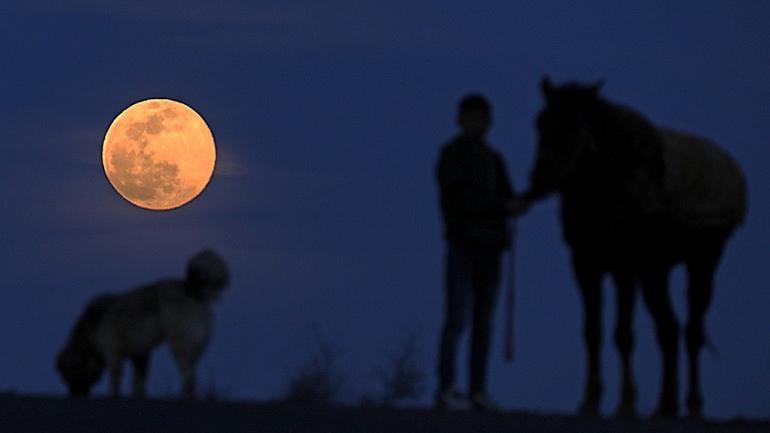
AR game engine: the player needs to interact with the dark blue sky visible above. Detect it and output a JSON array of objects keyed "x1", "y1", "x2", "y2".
[{"x1": 2, "y1": 1, "x2": 768, "y2": 418}]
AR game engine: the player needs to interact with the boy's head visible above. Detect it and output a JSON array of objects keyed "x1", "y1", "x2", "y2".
[{"x1": 457, "y1": 94, "x2": 492, "y2": 138}]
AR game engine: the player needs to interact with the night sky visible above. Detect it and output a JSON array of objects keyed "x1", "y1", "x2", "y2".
[{"x1": 2, "y1": 1, "x2": 769, "y2": 418}]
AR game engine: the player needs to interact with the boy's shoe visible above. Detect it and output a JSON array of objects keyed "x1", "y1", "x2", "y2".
[
  {"x1": 470, "y1": 392, "x2": 503, "y2": 412},
  {"x1": 435, "y1": 389, "x2": 472, "y2": 411}
]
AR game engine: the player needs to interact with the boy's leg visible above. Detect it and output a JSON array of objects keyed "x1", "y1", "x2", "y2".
[
  {"x1": 469, "y1": 247, "x2": 502, "y2": 395},
  {"x1": 437, "y1": 243, "x2": 472, "y2": 394}
]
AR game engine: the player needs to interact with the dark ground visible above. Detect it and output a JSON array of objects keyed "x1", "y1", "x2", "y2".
[{"x1": 1, "y1": 394, "x2": 768, "y2": 433}]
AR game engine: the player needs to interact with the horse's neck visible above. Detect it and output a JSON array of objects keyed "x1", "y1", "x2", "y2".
[
  {"x1": 560, "y1": 176, "x2": 614, "y2": 213},
  {"x1": 558, "y1": 161, "x2": 633, "y2": 248},
  {"x1": 560, "y1": 101, "x2": 658, "y2": 214},
  {"x1": 591, "y1": 101, "x2": 657, "y2": 180}
]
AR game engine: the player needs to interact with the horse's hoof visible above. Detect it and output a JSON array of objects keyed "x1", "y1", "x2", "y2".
[
  {"x1": 613, "y1": 403, "x2": 638, "y2": 420},
  {"x1": 578, "y1": 400, "x2": 600, "y2": 418},
  {"x1": 685, "y1": 412, "x2": 705, "y2": 423},
  {"x1": 686, "y1": 405, "x2": 704, "y2": 421},
  {"x1": 651, "y1": 403, "x2": 679, "y2": 420},
  {"x1": 686, "y1": 394, "x2": 703, "y2": 419}
]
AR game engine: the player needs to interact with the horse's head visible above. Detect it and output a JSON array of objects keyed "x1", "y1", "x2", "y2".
[{"x1": 528, "y1": 76, "x2": 604, "y2": 198}]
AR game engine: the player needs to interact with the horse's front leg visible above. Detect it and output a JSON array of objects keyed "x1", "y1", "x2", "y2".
[
  {"x1": 611, "y1": 270, "x2": 638, "y2": 418},
  {"x1": 572, "y1": 252, "x2": 604, "y2": 416},
  {"x1": 641, "y1": 263, "x2": 679, "y2": 419}
]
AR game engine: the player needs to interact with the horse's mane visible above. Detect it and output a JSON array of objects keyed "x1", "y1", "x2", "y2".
[
  {"x1": 545, "y1": 82, "x2": 663, "y2": 167},
  {"x1": 540, "y1": 83, "x2": 670, "y2": 216},
  {"x1": 596, "y1": 98, "x2": 663, "y2": 168},
  {"x1": 549, "y1": 86, "x2": 667, "y2": 197}
]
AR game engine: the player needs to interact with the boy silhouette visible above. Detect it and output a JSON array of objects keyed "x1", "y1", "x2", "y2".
[{"x1": 435, "y1": 94, "x2": 527, "y2": 411}]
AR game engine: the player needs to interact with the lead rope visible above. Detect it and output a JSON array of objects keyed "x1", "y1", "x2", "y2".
[{"x1": 504, "y1": 220, "x2": 517, "y2": 363}]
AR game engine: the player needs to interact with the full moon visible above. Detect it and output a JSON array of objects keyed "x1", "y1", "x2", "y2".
[{"x1": 102, "y1": 99, "x2": 216, "y2": 210}]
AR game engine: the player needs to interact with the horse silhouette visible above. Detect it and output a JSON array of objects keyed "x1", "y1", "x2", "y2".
[{"x1": 524, "y1": 77, "x2": 747, "y2": 419}]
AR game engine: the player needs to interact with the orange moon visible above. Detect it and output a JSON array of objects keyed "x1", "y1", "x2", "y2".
[{"x1": 102, "y1": 99, "x2": 216, "y2": 210}]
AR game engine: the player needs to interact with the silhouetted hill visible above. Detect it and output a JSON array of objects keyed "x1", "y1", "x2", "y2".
[{"x1": 0, "y1": 394, "x2": 767, "y2": 433}]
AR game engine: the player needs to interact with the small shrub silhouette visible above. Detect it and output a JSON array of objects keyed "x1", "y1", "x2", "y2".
[
  {"x1": 282, "y1": 326, "x2": 346, "y2": 406},
  {"x1": 361, "y1": 333, "x2": 426, "y2": 408}
]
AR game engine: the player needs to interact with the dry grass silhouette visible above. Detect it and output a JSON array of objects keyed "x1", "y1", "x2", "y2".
[{"x1": 281, "y1": 326, "x2": 346, "y2": 406}]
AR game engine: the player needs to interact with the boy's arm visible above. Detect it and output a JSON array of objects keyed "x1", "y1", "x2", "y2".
[
  {"x1": 496, "y1": 154, "x2": 515, "y2": 200},
  {"x1": 496, "y1": 153, "x2": 531, "y2": 217}
]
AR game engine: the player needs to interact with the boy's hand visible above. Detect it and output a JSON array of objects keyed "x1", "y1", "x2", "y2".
[{"x1": 505, "y1": 197, "x2": 531, "y2": 217}]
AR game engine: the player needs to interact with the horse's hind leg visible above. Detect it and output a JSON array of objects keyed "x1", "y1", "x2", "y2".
[
  {"x1": 572, "y1": 253, "x2": 604, "y2": 416},
  {"x1": 611, "y1": 271, "x2": 637, "y2": 417},
  {"x1": 641, "y1": 264, "x2": 679, "y2": 418},
  {"x1": 131, "y1": 352, "x2": 150, "y2": 399},
  {"x1": 684, "y1": 236, "x2": 725, "y2": 419}
]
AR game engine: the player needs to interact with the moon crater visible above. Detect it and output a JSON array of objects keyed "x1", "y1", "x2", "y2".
[{"x1": 102, "y1": 99, "x2": 215, "y2": 210}]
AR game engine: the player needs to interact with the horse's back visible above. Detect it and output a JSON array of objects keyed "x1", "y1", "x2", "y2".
[{"x1": 657, "y1": 128, "x2": 747, "y2": 230}]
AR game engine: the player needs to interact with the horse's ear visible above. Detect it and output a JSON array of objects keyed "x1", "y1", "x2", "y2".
[
  {"x1": 589, "y1": 80, "x2": 605, "y2": 97},
  {"x1": 541, "y1": 75, "x2": 554, "y2": 99}
]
